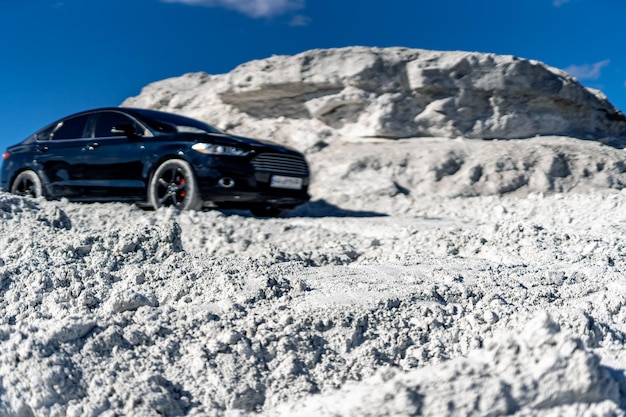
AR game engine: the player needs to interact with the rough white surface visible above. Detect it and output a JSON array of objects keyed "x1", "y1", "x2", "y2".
[
  {"x1": 304, "y1": 135, "x2": 626, "y2": 206},
  {"x1": 4, "y1": 46, "x2": 626, "y2": 416},
  {"x1": 122, "y1": 46, "x2": 626, "y2": 146},
  {"x1": 3, "y1": 188, "x2": 626, "y2": 416}
]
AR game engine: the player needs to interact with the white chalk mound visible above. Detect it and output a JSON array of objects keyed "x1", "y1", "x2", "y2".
[
  {"x1": 123, "y1": 46, "x2": 626, "y2": 143},
  {"x1": 122, "y1": 47, "x2": 626, "y2": 204}
]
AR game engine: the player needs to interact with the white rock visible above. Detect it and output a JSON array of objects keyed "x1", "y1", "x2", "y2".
[{"x1": 124, "y1": 46, "x2": 626, "y2": 144}]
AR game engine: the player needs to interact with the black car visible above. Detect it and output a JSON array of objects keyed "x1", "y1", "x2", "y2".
[{"x1": 0, "y1": 107, "x2": 310, "y2": 216}]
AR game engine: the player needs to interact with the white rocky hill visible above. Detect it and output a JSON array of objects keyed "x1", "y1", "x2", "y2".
[
  {"x1": 123, "y1": 46, "x2": 626, "y2": 142},
  {"x1": 123, "y1": 47, "x2": 626, "y2": 210}
]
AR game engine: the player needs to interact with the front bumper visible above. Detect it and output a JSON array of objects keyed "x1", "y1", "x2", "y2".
[{"x1": 198, "y1": 186, "x2": 310, "y2": 208}]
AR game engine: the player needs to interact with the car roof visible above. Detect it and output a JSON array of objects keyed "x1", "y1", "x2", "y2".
[
  {"x1": 34, "y1": 107, "x2": 222, "y2": 137},
  {"x1": 63, "y1": 107, "x2": 160, "y2": 119}
]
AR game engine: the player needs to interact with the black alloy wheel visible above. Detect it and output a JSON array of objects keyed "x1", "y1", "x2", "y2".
[
  {"x1": 148, "y1": 159, "x2": 200, "y2": 210},
  {"x1": 10, "y1": 170, "x2": 43, "y2": 198}
]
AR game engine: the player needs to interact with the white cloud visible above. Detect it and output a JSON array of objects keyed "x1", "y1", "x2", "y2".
[
  {"x1": 289, "y1": 14, "x2": 311, "y2": 26},
  {"x1": 162, "y1": 0, "x2": 305, "y2": 18},
  {"x1": 565, "y1": 59, "x2": 611, "y2": 81},
  {"x1": 553, "y1": 0, "x2": 571, "y2": 7}
]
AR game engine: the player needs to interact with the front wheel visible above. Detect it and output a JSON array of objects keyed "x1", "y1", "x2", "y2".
[
  {"x1": 11, "y1": 170, "x2": 43, "y2": 198},
  {"x1": 148, "y1": 159, "x2": 201, "y2": 210}
]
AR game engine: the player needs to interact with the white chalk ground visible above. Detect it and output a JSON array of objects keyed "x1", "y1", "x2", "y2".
[{"x1": 2, "y1": 136, "x2": 626, "y2": 416}]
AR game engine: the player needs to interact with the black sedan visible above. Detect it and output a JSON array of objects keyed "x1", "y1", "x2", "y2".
[{"x1": 0, "y1": 108, "x2": 310, "y2": 216}]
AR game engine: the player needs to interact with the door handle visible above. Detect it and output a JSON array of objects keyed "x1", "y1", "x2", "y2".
[
  {"x1": 37, "y1": 146, "x2": 49, "y2": 153},
  {"x1": 86, "y1": 142, "x2": 100, "y2": 151}
]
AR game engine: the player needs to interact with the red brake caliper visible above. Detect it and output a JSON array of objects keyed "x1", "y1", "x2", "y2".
[{"x1": 179, "y1": 177, "x2": 186, "y2": 198}]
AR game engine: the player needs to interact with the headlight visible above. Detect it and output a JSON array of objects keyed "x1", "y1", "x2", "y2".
[{"x1": 192, "y1": 143, "x2": 250, "y2": 157}]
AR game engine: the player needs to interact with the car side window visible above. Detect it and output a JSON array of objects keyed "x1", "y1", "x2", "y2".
[
  {"x1": 51, "y1": 114, "x2": 90, "y2": 140},
  {"x1": 35, "y1": 125, "x2": 57, "y2": 141},
  {"x1": 94, "y1": 112, "x2": 146, "y2": 138}
]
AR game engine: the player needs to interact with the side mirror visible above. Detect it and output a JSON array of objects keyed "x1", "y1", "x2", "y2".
[{"x1": 111, "y1": 124, "x2": 141, "y2": 139}]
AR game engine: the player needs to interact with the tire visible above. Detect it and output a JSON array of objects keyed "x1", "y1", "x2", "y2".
[
  {"x1": 10, "y1": 170, "x2": 43, "y2": 198},
  {"x1": 148, "y1": 159, "x2": 201, "y2": 210},
  {"x1": 250, "y1": 205, "x2": 284, "y2": 218}
]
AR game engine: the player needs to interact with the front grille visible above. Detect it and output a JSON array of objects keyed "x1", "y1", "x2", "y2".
[{"x1": 251, "y1": 153, "x2": 309, "y2": 177}]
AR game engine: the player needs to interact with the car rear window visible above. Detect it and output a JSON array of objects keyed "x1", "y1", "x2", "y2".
[{"x1": 52, "y1": 114, "x2": 90, "y2": 140}]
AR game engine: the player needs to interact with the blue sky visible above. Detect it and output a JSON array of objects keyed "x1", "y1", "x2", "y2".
[{"x1": 1, "y1": 0, "x2": 625, "y2": 150}]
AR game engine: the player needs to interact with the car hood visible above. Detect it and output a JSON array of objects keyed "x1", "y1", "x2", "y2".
[{"x1": 203, "y1": 133, "x2": 300, "y2": 154}]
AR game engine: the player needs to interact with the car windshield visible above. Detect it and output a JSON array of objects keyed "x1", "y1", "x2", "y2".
[{"x1": 132, "y1": 109, "x2": 223, "y2": 135}]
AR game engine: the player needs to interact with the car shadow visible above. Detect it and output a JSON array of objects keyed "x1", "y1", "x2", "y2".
[
  {"x1": 217, "y1": 200, "x2": 387, "y2": 218},
  {"x1": 285, "y1": 199, "x2": 387, "y2": 218},
  {"x1": 596, "y1": 136, "x2": 626, "y2": 149}
]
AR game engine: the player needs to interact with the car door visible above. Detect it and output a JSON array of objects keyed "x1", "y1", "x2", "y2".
[
  {"x1": 36, "y1": 110, "x2": 150, "y2": 200},
  {"x1": 36, "y1": 113, "x2": 92, "y2": 198},
  {"x1": 77, "y1": 110, "x2": 150, "y2": 198}
]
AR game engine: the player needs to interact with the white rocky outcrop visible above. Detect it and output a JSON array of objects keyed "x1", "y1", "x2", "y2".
[
  {"x1": 123, "y1": 46, "x2": 626, "y2": 146},
  {"x1": 122, "y1": 47, "x2": 626, "y2": 202}
]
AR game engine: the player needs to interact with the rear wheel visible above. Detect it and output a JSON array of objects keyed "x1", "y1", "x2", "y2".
[
  {"x1": 148, "y1": 159, "x2": 201, "y2": 210},
  {"x1": 11, "y1": 170, "x2": 43, "y2": 198}
]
